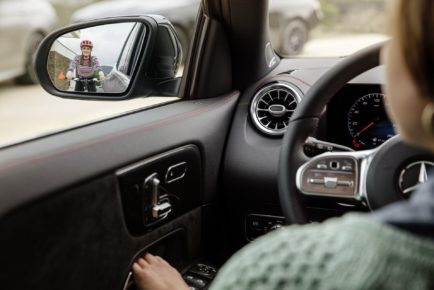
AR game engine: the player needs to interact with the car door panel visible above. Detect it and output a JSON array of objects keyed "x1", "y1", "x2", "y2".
[
  {"x1": 0, "y1": 174, "x2": 203, "y2": 289},
  {"x1": 0, "y1": 92, "x2": 239, "y2": 289},
  {"x1": 0, "y1": 92, "x2": 238, "y2": 215}
]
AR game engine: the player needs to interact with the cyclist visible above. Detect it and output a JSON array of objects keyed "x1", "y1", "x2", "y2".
[{"x1": 66, "y1": 40, "x2": 105, "y2": 92}]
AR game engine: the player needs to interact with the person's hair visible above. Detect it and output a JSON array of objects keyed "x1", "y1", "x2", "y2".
[
  {"x1": 80, "y1": 55, "x2": 93, "y2": 67},
  {"x1": 389, "y1": 0, "x2": 434, "y2": 98}
]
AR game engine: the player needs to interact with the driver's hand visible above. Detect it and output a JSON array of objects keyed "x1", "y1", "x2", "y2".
[{"x1": 66, "y1": 71, "x2": 73, "y2": 80}]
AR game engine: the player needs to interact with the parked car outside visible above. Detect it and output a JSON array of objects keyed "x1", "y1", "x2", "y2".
[
  {"x1": 0, "y1": 0, "x2": 57, "y2": 84},
  {"x1": 71, "y1": 0, "x2": 321, "y2": 57},
  {"x1": 269, "y1": 0, "x2": 322, "y2": 55}
]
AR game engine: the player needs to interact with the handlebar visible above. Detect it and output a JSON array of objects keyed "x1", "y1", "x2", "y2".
[{"x1": 72, "y1": 77, "x2": 99, "y2": 82}]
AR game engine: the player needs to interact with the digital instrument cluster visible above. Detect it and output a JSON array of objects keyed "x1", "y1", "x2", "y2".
[{"x1": 327, "y1": 85, "x2": 396, "y2": 150}]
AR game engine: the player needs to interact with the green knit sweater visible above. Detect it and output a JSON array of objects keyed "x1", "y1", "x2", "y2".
[{"x1": 210, "y1": 214, "x2": 434, "y2": 290}]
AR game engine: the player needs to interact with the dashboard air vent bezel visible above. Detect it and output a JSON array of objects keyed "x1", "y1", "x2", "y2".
[{"x1": 250, "y1": 82, "x2": 302, "y2": 136}]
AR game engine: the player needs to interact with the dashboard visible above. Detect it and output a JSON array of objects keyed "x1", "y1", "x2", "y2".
[
  {"x1": 223, "y1": 59, "x2": 394, "y2": 229},
  {"x1": 326, "y1": 84, "x2": 396, "y2": 150},
  {"x1": 223, "y1": 59, "x2": 395, "y2": 241}
]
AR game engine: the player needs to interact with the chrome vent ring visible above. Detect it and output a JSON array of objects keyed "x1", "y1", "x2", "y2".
[{"x1": 250, "y1": 82, "x2": 302, "y2": 136}]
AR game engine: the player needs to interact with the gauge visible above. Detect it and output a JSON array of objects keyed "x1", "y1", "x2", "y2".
[{"x1": 347, "y1": 93, "x2": 395, "y2": 149}]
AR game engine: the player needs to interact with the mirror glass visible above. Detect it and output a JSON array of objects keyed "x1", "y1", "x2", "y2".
[{"x1": 48, "y1": 22, "x2": 146, "y2": 94}]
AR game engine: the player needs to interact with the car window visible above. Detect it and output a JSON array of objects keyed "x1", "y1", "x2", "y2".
[
  {"x1": 0, "y1": 0, "x2": 199, "y2": 148},
  {"x1": 269, "y1": 0, "x2": 387, "y2": 57}
]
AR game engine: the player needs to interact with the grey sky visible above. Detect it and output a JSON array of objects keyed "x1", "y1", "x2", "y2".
[{"x1": 57, "y1": 22, "x2": 137, "y2": 66}]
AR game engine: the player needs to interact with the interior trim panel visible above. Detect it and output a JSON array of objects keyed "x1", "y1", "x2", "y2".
[{"x1": 0, "y1": 92, "x2": 239, "y2": 216}]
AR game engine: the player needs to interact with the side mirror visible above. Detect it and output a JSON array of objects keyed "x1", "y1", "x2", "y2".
[{"x1": 35, "y1": 16, "x2": 182, "y2": 100}]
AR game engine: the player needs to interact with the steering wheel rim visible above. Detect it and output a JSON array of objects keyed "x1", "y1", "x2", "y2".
[{"x1": 278, "y1": 42, "x2": 385, "y2": 225}]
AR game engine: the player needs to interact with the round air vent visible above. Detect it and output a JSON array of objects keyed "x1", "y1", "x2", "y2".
[{"x1": 250, "y1": 82, "x2": 302, "y2": 136}]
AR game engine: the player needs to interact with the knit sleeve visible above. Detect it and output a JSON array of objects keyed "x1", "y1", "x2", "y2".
[
  {"x1": 91, "y1": 56, "x2": 102, "y2": 72},
  {"x1": 209, "y1": 214, "x2": 434, "y2": 290},
  {"x1": 67, "y1": 56, "x2": 79, "y2": 72}
]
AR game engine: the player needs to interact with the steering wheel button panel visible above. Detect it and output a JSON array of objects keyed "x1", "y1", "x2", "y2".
[
  {"x1": 337, "y1": 180, "x2": 354, "y2": 187},
  {"x1": 332, "y1": 161, "x2": 342, "y2": 170},
  {"x1": 324, "y1": 177, "x2": 338, "y2": 188},
  {"x1": 316, "y1": 163, "x2": 328, "y2": 170},
  {"x1": 308, "y1": 178, "x2": 325, "y2": 185},
  {"x1": 297, "y1": 155, "x2": 358, "y2": 198},
  {"x1": 342, "y1": 165, "x2": 353, "y2": 171}
]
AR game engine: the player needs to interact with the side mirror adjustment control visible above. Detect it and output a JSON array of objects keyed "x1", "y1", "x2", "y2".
[
  {"x1": 144, "y1": 173, "x2": 172, "y2": 223},
  {"x1": 152, "y1": 201, "x2": 172, "y2": 219}
]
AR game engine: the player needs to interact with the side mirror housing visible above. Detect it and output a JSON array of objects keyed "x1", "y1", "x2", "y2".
[{"x1": 35, "y1": 15, "x2": 182, "y2": 100}]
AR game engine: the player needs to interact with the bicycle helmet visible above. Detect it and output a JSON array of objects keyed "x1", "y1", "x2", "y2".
[{"x1": 80, "y1": 40, "x2": 93, "y2": 49}]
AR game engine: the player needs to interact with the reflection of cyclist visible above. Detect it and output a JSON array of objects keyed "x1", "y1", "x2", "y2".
[{"x1": 66, "y1": 40, "x2": 105, "y2": 92}]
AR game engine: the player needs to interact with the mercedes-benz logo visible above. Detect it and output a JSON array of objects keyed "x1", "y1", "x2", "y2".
[{"x1": 399, "y1": 161, "x2": 434, "y2": 196}]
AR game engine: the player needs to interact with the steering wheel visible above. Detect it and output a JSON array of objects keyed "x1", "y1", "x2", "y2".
[{"x1": 278, "y1": 42, "x2": 434, "y2": 225}]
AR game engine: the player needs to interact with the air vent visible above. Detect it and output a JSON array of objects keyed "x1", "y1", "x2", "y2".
[{"x1": 250, "y1": 82, "x2": 302, "y2": 136}]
